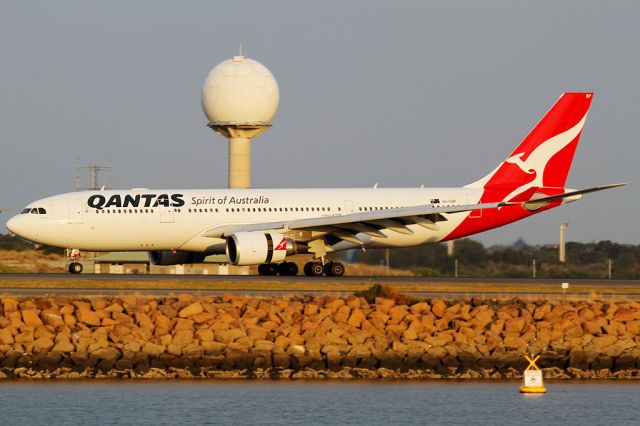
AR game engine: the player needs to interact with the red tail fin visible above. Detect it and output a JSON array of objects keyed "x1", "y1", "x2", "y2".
[{"x1": 467, "y1": 93, "x2": 593, "y2": 200}]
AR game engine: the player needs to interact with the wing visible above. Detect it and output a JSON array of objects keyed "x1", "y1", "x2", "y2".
[{"x1": 201, "y1": 201, "x2": 509, "y2": 243}]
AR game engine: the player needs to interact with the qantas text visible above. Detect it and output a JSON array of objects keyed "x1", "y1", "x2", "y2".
[{"x1": 87, "y1": 194, "x2": 185, "y2": 210}]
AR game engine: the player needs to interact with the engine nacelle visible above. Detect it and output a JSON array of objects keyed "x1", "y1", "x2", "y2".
[
  {"x1": 225, "y1": 232, "x2": 301, "y2": 266},
  {"x1": 148, "y1": 250, "x2": 207, "y2": 265}
]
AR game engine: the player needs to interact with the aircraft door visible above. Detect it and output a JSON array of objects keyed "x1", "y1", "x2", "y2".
[
  {"x1": 68, "y1": 200, "x2": 84, "y2": 224},
  {"x1": 160, "y1": 206, "x2": 174, "y2": 223},
  {"x1": 344, "y1": 200, "x2": 355, "y2": 214}
]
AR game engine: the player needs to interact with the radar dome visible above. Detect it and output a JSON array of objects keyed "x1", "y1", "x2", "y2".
[{"x1": 202, "y1": 55, "x2": 280, "y2": 125}]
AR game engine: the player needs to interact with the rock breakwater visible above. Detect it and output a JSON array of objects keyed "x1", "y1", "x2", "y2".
[{"x1": 1, "y1": 294, "x2": 639, "y2": 380}]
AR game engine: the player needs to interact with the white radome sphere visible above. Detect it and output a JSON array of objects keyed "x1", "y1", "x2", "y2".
[{"x1": 202, "y1": 55, "x2": 279, "y2": 125}]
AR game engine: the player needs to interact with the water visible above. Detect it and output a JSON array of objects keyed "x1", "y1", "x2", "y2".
[{"x1": 0, "y1": 381, "x2": 638, "y2": 425}]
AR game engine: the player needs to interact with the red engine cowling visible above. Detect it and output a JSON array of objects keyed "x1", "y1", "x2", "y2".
[{"x1": 225, "y1": 232, "x2": 299, "y2": 266}]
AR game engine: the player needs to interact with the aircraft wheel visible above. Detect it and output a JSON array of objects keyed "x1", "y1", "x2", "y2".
[
  {"x1": 278, "y1": 262, "x2": 298, "y2": 276},
  {"x1": 325, "y1": 262, "x2": 345, "y2": 277},
  {"x1": 310, "y1": 263, "x2": 325, "y2": 277},
  {"x1": 263, "y1": 263, "x2": 278, "y2": 276},
  {"x1": 304, "y1": 262, "x2": 315, "y2": 276},
  {"x1": 68, "y1": 262, "x2": 83, "y2": 274},
  {"x1": 258, "y1": 264, "x2": 268, "y2": 275}
]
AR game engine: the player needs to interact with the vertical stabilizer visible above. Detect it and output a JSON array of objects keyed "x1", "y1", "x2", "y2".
[{"x1": 466, "y1": 93, "x2": 593, "y2": 202}]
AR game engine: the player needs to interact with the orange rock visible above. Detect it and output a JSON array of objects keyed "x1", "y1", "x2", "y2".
[
  {"x1": 409, "y1": 302, "x2": 430, "y2": 315},
  {"x1": 325, "y1": 298, "x2": 346, "y2": 313},
  {"x1": 60, "y1": 305, "x2": 74, "y2": 315},
  {"x1": 91, "y1": 299, "x2": 109, "y2": 311},
  {"x1": 178, "y1": 302, "x2": 203, "y2": 318},
  {"x1": 303, "y1": 304, "x2": 319, "y2": 316},
  {"x1": 142, "y1": 342, "x2": 165, "y2": 356},
  {"x1": 22, "y1": 310, "x2": 43, "y2": 327},
  {"x1": 0, "y1": 327, "x2": 14, "y2": 345},
  {"x1": 591, "y1": 335, "x2": 618, "y2": 352},
  {"x1": 201, "y1": 341, "x2": 226, "y2": 353},
  {"x1": 388, "y1": 306, "x2": 408, "y2": 325},
  {"x1": 490, "y1": 319, "x2": 505, "y2": 335},
  {"x1": 1, "y1": 297, "x2": 19, "y2": 314},
  {"x1": 174, "y1": 318, "x2": 194, "y2": 331},
  {"x1": 15, "y1": 330, "x2": 34, "y2": 344},
  {"x1": 402, "y1": 326, "x2": 418, "y2": 340},
  {"x1": 247, "y1": 327, "x2": 269, "y2": 341},
  {"x1": 215, "y1": 328, "x2": 245, "y2": 344},
  {"x1": 346, "y1": 297, "x2": 361, "y2": 310},
  {"x1": 91, "y1": 347, "x2": 121, "y2": 362},
  {"x1": 334, "y1": 306, "x2": 351, "y2": 323},
  {"x1": 471, "y1": 310, "x2": 493, "y2": 329},
  {"x1": 52, "y1": 340, "x2": 75, "y2": 353},
  {"x1": 102, "y1": 317, "x2": 120, "y2": 326},
  {"x1": 614, "y1": 309, "x2": 635, "y2": 322},
  {"x1": 42, "y1": 311, "x2": 64, "y2": 328},
  {"x1": 156, "y1": 334, "x2": 171, "y2": 346},
  {"x1": 196, "y1": 328, "x2": 214, "y2": 342},
  {"x1": 35, "y1": 325, "x2": 56, "y2": 340},
  {"x1": 33, "y1": 336, "x2": 55, "y2": 352},
  {"x1": 503, "y1": 334, "x2": 527, "y2": 351},
  {"x1": 565, "y1": 325, "x2": 584, "y2": 338},
  {"x1": 504, "y1": 318, "x2": 526, "y2": 334},
  {"x1": 431, "y1": 299, "x2": 447, "y2": 318},
  {"x1": 166, "y1": 343, "x2": 183, "y2": 356},
  {"x1": 425, "y1": 333, "x2": 453, "y2": 347},
  {"x1": 77, "y1": 307, "x2": 101, "y2": 327},
  {"x1": 375, "y1": 298, "x2": 395, "y2": 314},
  {"x1": 626, "y1": 320, "x2": 640, "y2": 335},
  {"x1": 173, "y1": 330, "x2": 194, "y2": 347},
  {"x1": 347, "y1": 309, "x2": 366, "y2": 328},
  {"x1": 191, "y1": 312, "x2": 215, "y2": 324}
]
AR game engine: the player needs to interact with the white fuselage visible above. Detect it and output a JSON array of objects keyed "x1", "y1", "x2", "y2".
[{"x1": 7, "y1": 187, "x2": 482, "y2": 255}]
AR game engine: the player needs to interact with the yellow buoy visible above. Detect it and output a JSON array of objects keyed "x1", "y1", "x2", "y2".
[{"x1": 520, "y1": 355, "x2": 547, "y2": 394}]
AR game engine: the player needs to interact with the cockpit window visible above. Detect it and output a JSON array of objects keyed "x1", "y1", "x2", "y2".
[
  {"x1": 21, "y1": 208, "x2": 30, "y2": 214},
  {"x1": 30, "y1": 208, "x2": 39, "y2": 214},
  {"x1": 38, "y1": 208, "x2": 47, "y2": 214}
]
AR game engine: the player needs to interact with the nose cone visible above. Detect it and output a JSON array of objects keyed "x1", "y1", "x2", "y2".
[
  {"x1": 6, "y1": 215, "x2": 29, "y2": 240},
  {"x1": 6, "y1": 215, "x2": 20, "y2": 235}
]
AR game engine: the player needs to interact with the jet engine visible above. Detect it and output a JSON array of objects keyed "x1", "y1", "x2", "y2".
[
  {"x1": 148, "y1": 250, "x2": 207, "y2": 265},
  {"x1": 225, "y1": 232, "x2": 304, "y2": 265}
]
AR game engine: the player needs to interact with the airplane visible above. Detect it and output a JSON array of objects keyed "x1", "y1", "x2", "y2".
[{"x1": 6, "y1": 92, "x2": 624, "y2": 275}]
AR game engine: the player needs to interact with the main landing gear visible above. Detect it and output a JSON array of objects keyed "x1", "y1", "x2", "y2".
[
  {"x1": 257, "y1": 261, "x2": 345, "y2": 277},
  {"x1": 258, "y1": 262, "x2": 299, "y2": 276},
  {"x1": 303, "y1": 261, "x2": 345, "y2": 277}
]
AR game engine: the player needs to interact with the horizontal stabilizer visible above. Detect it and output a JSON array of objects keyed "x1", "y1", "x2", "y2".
[{"x1": 523, "y1": 183, "x2": 625, "y2": 210}]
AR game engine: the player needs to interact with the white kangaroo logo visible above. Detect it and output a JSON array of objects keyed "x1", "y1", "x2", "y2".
[{"x1": 500, "y1": 113, "x2": 587, "y2": 203}]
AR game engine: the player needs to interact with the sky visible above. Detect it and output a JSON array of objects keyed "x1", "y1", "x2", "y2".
[{"x1": 0, "y1": 1, "x2": 637, "y2": 246}]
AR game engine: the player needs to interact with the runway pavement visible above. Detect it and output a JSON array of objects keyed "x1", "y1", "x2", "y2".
[
  {"x1": 0, "y1": 273, "x2": 636, "y2": 286},
  {"x1": 0, "y1": 273, "x2": 638, "y2": 298}
]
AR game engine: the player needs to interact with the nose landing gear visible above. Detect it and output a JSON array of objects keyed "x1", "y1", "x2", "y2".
[
  {"x1": 66, "y1": 248, "x2": 83, "y2": 274},
  {"x1": 68, "y1": 262, "x2": 83, "y2": 274}
]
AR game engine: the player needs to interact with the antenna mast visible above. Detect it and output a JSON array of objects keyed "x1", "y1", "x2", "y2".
[{"x1": 75, "y1": 158, "x2": 112, "y2": 191}]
